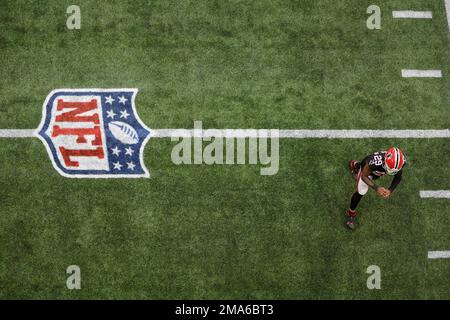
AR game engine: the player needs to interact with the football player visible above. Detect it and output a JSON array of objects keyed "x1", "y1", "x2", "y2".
[{"x1": 346, "y1": 147, "x2": 406, "y2": 230}]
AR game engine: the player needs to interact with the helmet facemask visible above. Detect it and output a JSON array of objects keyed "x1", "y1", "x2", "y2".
[{"x1": 385, "y1": 165, "x2": 399, "y2": 176}]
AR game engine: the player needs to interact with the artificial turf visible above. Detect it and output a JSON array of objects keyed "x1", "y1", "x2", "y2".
[{"x1": 0, "y1": 0, "x2": 449, "y2": 299}]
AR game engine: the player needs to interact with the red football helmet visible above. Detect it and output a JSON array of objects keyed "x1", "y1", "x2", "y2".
[{"x1": 385, "y1": 147, "x2": 405, "y2": 175}]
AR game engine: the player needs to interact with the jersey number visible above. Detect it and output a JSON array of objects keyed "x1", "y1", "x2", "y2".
[{"x1": 371, "y1": 155, "x2": 383, "y2": 166}]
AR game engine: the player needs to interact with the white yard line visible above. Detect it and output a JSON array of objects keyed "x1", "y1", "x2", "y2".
[
  {"x1": 153, "y1": 129, "x2": 450, "y2": 138},
  {"x1": 393, "y1": 11, "x2": 433, "y2": 19},
  {"x1": 0, "y1": 129, "x2": 36, "y2": 138},
  {"x1": 428, "y1": 251, "x2": 450, "y2": 259},
  {"x1": 1, "y1": 129, "x2": 450, "y2": 139},
  {"x1": 401, "y1": 69, "x2": 442, "y2": 78},
  {"x1": 420, "y1": 190, "x2": 450, "y2": 198},
  {"x1": 444, "y1": 0, "x2": 450, "y2": 31}
]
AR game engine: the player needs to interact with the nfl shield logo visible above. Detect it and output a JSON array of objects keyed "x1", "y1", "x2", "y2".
[{"x1": 37, "y1": 89, "x2": 151, "y2": 178}]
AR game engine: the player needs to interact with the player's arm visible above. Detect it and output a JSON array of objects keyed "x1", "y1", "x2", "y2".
[
  {"x1": 388, "y1": 169, "x2": 403, "y2": 193},
  {"x1": 360, "y1": 164, "x2": 389, "y2": 198},
  {"x1": 360, "y1": 164, "x2": 378, "y2": 190}
]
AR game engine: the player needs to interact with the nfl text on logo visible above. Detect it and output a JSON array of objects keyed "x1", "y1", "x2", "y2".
[{"x1": 37, "y1": 89, "x2": 151, "y2": 178}]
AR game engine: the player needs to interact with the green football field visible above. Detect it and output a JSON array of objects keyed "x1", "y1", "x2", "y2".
[{"x1": 0, "y1": 0, "x2": 449, "y2": 299}]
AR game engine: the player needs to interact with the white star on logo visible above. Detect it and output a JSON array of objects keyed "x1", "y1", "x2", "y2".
[
  {"x1": 118, "y1": 95, "x2": 128, "y2": 104},
  {"x1": 111, "y1": 146, "x2": 121, "y2": 156},
  {"x1": 125, "y1": 147, "x2": 134, "y2": 156},
  {"x1": 120, "y1": 109, "x2": 130, "y2": 119},
  {"x1": 106, "y1": 109, "x2": 116, "y2": 119},
  {"x1": 127, "y1": 161, "x2": 136, "y2": 170},
  {"x1": 112, "y1": 161, "x2": 123, "y2": 170},
  {"x1": 105, "y1": 95, "x2": 115, "y2": 104}
]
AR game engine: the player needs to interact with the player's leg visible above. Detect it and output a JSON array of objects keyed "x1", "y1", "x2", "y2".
[
  {"x1": 347, "y1": 192, "x2": 363, "y2": 216},
  {"x1": 345, "y1": 170, "x2": 368, "y2": 230}
]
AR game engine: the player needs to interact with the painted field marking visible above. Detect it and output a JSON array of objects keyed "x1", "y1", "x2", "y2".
[
  {"x1": 154, "y1": 129, "x2": 450, "y2": 138},
  {"x1": 392, "y1": 11, "x2": 433, "y2": 19},
  {"x1": 0, "y1": 129, "x2": 36, "y2": 138},
  {"x1": 1, "y1": 129, "x2": 450, "y2": 139},
  {"x1": 401, "y1": 69, "x2": 442, "y2": 78},
  {"x1": 428, "y1": 251, "x2": 450, "y2": 259},
  {"x1": 420, "y1": 190, "x2": 450, "y2": 198}
]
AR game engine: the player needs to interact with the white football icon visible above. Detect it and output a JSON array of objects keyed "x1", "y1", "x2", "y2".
[{"x1": 108, "y1": 121, "x2": 139, "y2": 144}]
